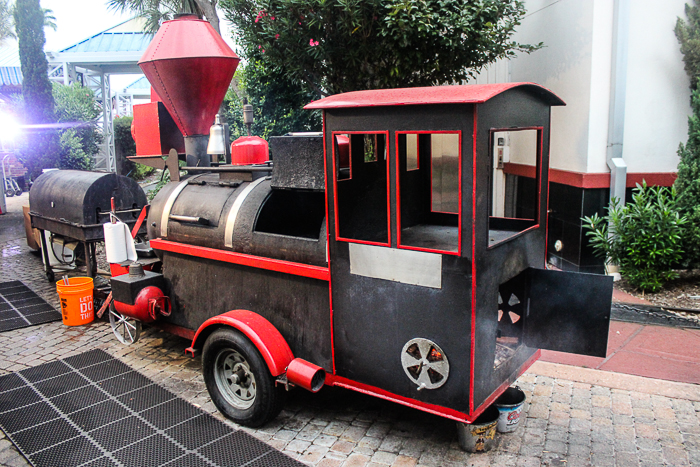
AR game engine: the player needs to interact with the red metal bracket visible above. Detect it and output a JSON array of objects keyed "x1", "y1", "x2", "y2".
[
  {"x1": 131, "y1": 205, "x2": 151, "y2": 239},
  {"x1": 96, "y1": 292, "x2": 112, "y2": 319}
]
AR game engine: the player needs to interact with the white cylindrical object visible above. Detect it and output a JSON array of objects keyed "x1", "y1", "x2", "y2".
[{"x1": 103, "y1": 222, "x2": 128, "y2": 263}]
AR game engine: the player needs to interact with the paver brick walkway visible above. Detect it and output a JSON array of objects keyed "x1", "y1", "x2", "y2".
[{"x1": 0, "y1": 196, "x2": 699, "y2": 466}]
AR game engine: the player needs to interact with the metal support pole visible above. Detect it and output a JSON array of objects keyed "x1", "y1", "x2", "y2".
[
  {"x1": 39, "y1": 230, "x2": 54, "y2": 282},
  {"x1": 0, "y1": 154, "x2": 6, "y2": 215},
  {"x1": 607, "y1": 0, "x2": 630, "y2": 204}
]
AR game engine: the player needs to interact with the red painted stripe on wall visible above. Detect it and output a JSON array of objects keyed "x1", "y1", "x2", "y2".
[{"x1": 503, "y1": 163, "x2": 677, "y2": 188}]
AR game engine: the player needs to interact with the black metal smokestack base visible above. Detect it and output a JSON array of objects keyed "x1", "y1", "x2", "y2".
[{"x1": 185, "y1": 135, "x2": 211, "y2": 167}]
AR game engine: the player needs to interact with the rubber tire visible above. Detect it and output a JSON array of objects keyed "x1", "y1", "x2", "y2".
[
  {"x1": 202, "y1": 328, "x2": 286, "y2": 427},
  {"x1": 5, "y1": 189, "x2": 13, "y2": 197},
  {"x1": 14, "y1": 189, "x2": 21, "y2": 196}
]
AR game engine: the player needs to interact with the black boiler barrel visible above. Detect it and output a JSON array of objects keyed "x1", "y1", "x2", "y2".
[{"x1": 148, "y1": 175, "x2": 327, "y2": 267}]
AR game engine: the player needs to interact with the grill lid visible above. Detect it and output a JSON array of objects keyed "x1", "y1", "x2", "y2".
[{"x1": 29, "y1": 170, "x2": 147, "y2": 227}]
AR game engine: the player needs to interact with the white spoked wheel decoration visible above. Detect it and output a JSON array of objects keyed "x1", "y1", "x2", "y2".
[
  {"x1": 401, "y1": 338, "x2": 450, "y2": 390},
  {"x1": 108, "y1": 303, "x2": 142, "y2": 345}
]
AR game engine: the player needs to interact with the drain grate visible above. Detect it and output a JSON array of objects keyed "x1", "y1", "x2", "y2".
[
  {"x1": 0, "y1": 349, "x2": 304, "y2": 467},
  {"x1": 0, "y1": 281, "x2": 61, "y2": 331}
]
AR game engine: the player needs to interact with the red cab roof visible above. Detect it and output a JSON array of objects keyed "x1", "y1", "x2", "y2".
[{"x1": 304, "y1": 83, "x2": 565, "y2": 110}]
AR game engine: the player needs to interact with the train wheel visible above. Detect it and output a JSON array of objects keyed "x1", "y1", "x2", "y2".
[
  {"x1": 202, "y1": 328, "x2": 285, "y2": 427},
  {"x1": 108, "y1": 303, "x2": 141, "y2": 344}
]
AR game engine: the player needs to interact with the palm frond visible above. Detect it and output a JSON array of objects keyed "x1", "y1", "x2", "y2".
[
  {"x1": 106, "y1": 0, "x2": 206, "y2": 32},
  {"x1": 42, "y1": 8, "x2": 57, "y2": 32}
]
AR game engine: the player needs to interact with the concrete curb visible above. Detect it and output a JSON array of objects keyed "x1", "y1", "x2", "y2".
[{"x1": 528, "y1": 360, "x2": 700, "y2": 401}]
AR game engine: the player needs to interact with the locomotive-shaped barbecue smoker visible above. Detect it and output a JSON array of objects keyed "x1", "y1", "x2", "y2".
[{"x1": 56, "y1": 15, "x2": 616, "y2": 428}]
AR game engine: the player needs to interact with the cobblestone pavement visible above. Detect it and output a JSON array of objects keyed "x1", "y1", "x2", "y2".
[{"x1": 0, "y1": 226, "x2": 699, "y2": 466}]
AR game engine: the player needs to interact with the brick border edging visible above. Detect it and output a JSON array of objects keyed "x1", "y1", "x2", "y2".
[{"x1": 527, "y1": 361, "x2": 700, "y2": 402}]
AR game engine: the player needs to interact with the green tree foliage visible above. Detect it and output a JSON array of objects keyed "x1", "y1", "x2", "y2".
[
  {"x1": 14, "y1": 0, "x2": 52, "y2": 123},
  {"x1": 53, "y1": 83, "x2": 100, "y2": 123},
  {"x1": 53, "y1": 83, "x2": 102, "y2": 171},
  {"x1": 676, "y1": 0, "x2": 700, "y2": 90},
  {"x1": 58, "y1": 129, "x2": 92, "y2": 170},
  {"x1": 221, "y1": 0, "x2": 541, "y2": 96},
  {"x1": 583, "y1": 183, "x2": 687, "y2": 293},
  {"x1": 675, "y1": 86, "x2": 700, "y2": 266},
  {"x1": 114, "y1": 116, "x2": 136, "y2": 161},
  {"x1": 40, "y1": 7, "x2": 55, "y2": 31},
  {"x1": 0, "y1": 0, "x2": 15, "y2": 44},
  {"x1": 0, "y1": 1, "x2": 56, "y2": 45},
  {"x1": 224, "y1": 56, "x2": 321, "y2": 140},
  {"x1": 14, "y1": 0, "x2": 58, "y2": 177},
  {"x1": 675, "y1": 2, "x2": 700, "y2": 267},
  {"x1": 113, "y1": 116, "x2": 154, "y2": 179}
]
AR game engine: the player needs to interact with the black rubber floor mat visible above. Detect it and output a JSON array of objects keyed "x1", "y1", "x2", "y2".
[
  {"x1": 0, "y1": 349, "x2": 304, "y2": 467},
  {"x1": 0, "y1": 281, "x2": 60, "y2": 331}
]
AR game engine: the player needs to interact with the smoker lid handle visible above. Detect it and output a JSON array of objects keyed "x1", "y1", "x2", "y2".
[{"x1": 169, "y1": 215, "x2": 210, "y2": 226}]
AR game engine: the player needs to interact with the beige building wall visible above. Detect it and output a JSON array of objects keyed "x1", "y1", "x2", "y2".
[{"x1": 474, "y1": 0, "x2": 691, "y2": 177}]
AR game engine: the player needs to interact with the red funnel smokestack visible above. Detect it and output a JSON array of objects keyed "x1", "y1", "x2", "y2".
[{"x1": 139, "y1": 15, "x2": 240, "y2": 166}]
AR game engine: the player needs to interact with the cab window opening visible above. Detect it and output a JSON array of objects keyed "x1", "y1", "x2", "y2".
[
  {"x1": 397, "y1": 132, "x2": 461, "y2": 254},
  {"x1": 488, "y1": 129, "x2": 541, "y2": 247},
  {"x1": 334, "y1": 134, "x2": 351, "y2": 180},
  {"x1": 333, "y1": 132, "x2": 390, "y2": 245}
]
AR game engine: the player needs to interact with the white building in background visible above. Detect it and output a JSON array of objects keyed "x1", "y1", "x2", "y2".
[{"x1": 474, "y1": 0, "x2": 691, "y2": 272}]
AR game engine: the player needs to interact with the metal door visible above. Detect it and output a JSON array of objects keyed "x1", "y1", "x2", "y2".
[{"x1": 524, "y1": 268, "x2": 613, "y2": 357}]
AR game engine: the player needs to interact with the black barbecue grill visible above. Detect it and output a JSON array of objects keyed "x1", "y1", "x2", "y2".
[{"x1": 29, "y1": 170, "x2": 147, "y2": 281}]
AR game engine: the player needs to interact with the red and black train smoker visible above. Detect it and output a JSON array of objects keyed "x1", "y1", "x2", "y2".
[{"x1": 108, "y1": 15, "x2": 613, "y2": 430}]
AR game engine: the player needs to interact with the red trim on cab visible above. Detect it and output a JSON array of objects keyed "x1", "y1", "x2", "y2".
[
  {"x1": 151, "y1": 321, "x2": 195, "y2": 340},
  {"x1": 191, "y1": 310, "x2": 294, "y2": 376},
  {"x1": 327, "y1": 374, "x2": 469, "y2": 423},
  {"x1": 305, "y1": 83, "x2": 566, "y2": 109},
  {"x1": 330, "y1": 131, "x2": 391, "y2": 247},
  {"x1": 469, "y1": 106, "x2": 478, "y2": 416},
  {"x1": 323, "y1": 112, "x2": 337, "y2": 375},
  {"x1": 471, "y1": 350, "x2": 541, "y2": 421},
  {"x1": 150, "y1": 239, "x2": 330, "y2": 281}
]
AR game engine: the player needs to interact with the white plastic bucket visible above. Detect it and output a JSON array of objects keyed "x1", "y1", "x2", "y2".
[{"x1": 495, "y1": 386, "x2": 526, "y2": 433}]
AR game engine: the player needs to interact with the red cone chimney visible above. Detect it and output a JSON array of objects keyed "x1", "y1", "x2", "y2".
[{"x1": 139, "y1": 15, "x2": 240, "y2": 166}]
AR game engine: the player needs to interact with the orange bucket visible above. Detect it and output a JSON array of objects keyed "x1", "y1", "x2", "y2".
[{"x1": 56, "y1": 277, "x2": 94, "y2": 326}]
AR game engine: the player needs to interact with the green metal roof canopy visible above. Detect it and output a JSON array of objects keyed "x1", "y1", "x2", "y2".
[{"x1": 47, "y1": 18, "x2": 154, "y2": 74}]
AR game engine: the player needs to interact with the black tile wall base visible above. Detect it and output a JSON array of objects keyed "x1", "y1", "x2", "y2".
[
  {"x1": 547, "y1": 183, "x2": 607, "y2": 274},
  {"x1": 0, "y1": 349, "x2": 304, "y2": 467},
  {"x1": 0, "y1": 281, "x2": 61, "y2": 331}
]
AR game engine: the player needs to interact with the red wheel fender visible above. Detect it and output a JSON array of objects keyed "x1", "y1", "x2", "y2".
[{"x1": 191, "y1": 310, "x2": 294, "y2": 377}]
